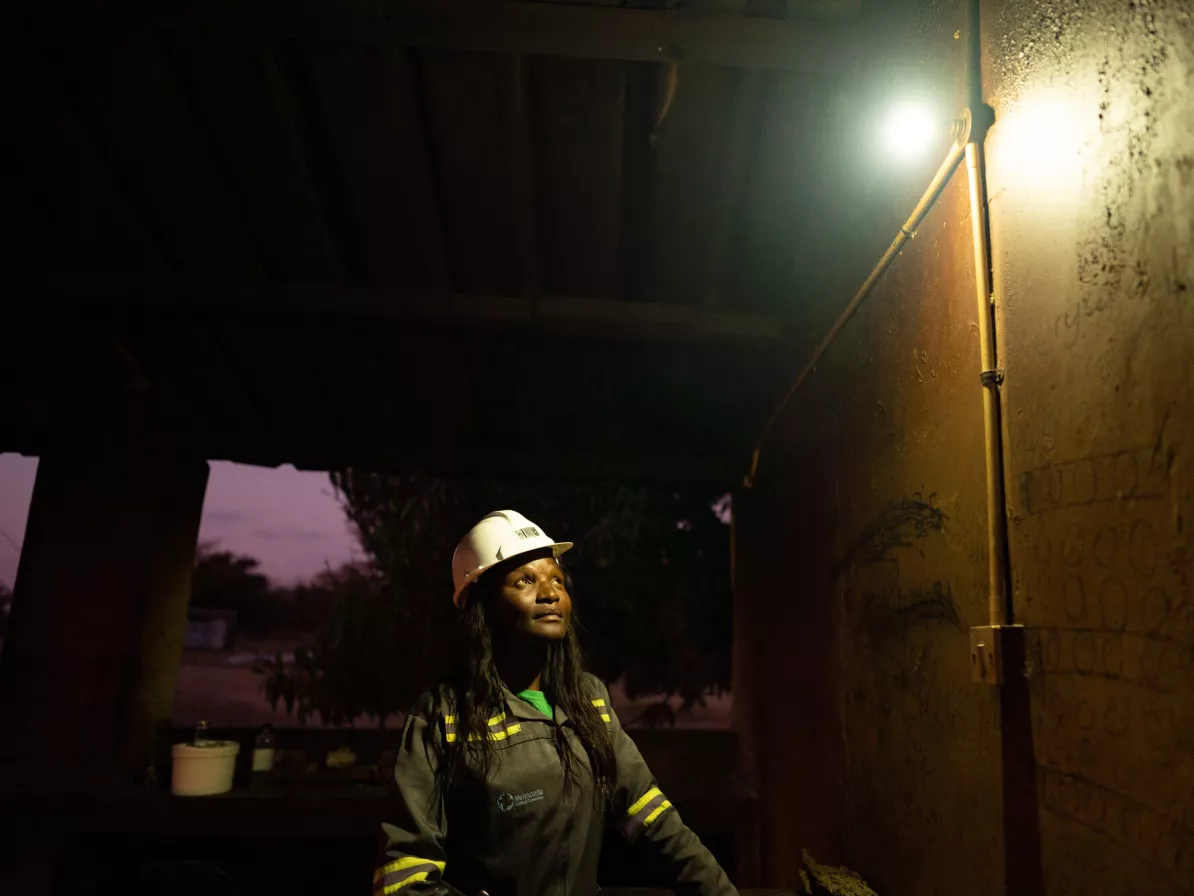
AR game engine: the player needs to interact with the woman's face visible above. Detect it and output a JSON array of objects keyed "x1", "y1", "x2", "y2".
[{"x1": 490, "y1": 552, "x2": 572, "y2": 644}]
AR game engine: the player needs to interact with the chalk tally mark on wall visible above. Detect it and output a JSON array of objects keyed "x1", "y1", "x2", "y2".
[
  {"x1": 1017, "y1": 444, "x2": 1168, "y2": 517},
  {"x1": 1019, "y1": 489, "x2": 1192, "y2": 890},
  {"x1": 1041, "y1": 766, "x2": 1194, "y2": 891}
]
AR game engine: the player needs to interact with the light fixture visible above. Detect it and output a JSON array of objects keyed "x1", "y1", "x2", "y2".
[{"x1": 880, "y1": 100, "x2": 939, "y2": 160}]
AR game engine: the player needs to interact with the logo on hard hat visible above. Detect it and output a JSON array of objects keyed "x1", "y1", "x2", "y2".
[{"x1": 514, "y1": 526, "x2": 540, "y2": 540}]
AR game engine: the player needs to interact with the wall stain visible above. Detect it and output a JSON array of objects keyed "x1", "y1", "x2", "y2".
[
  {"x1": 866, "y1": 579, "x2": 963, "y2": 639},
  {"x1": 835, "y1": 494, "x2": 948, "y2": 576},
  {"x1": 835, "y1": 496, "x2": 962, "y2": 639}
]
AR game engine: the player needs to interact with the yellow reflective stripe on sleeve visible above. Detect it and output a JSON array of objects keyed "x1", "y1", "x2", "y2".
[
  {"x1": 621, "y1": 786, "x2": 672, "y2": 839},
  {"x1": 627, "y1": 786, "x2": 663, "y2": 817},
  {"x1": 383, "y1": 870, "x2": 429, "y2": 894},
  {"x1": 643, "y1": 799, "x2": 672, "y2": 827},
  {"x1": 487, "y1": 711, "x2": 507, "y2": 726},
  {"x1": 374, "y1": 857, "x2": 447, "y2": 883},
  {"x1": 591, "y1": 698, "x2": 606, "y2": 707},
  {"x1": 373, "y1": 857, "x2": 447, "y2": 895},
  {"x1": 443, "y1": 714, "x2": 456, "y2": 723},
  {"x1": 445, "y1": 732, "x2": 457, "y2": 742}
]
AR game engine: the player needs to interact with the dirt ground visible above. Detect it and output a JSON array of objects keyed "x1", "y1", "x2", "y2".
[{"x1": 173, "y1": 641, "x2": 733, "y2": 730}]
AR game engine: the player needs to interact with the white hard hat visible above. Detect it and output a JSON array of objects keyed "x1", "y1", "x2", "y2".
[{"x1": 451, "y1": 510, "x2": 573, "y2": 607}]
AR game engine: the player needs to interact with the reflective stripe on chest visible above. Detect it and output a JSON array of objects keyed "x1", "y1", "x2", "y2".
[
  {"x1": 444, "y1": 711, "x2": 521, "y2": 743},
  {"x1": 443, "y1": 697, "x2": 610, "y2": 741}
]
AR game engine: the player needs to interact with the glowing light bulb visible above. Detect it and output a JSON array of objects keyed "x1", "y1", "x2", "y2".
[{"x1": 881, "y1": 101, "x2": 938, "y2": 160}]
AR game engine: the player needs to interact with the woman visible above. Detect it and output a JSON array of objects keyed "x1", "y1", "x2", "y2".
[{"x1": 374, "y1": 510, "x2": 738, "y2": 896}]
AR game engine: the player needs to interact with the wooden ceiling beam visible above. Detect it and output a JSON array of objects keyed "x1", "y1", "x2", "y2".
[
  {"x1": 383, "y1": 49, "x2": 453, "y2": 291},
  {"x1": 88, "y1": 0, "x2": 859, "y2": 74},
  {"x1": 505, "y1": 54, "x2": 540, "y2": 299},
  {"x1": 291, "y1": 448, "x2": 744, "y2": 486},
  {"x1": 49, "y1": 279, "x2": 793, "y2": 346},
  {"x1": 258, "y1": 43, "x2": 347, "y2": 282},
  {"x1": 702, "y1": 67, "x2": 768, "y2": 308}
]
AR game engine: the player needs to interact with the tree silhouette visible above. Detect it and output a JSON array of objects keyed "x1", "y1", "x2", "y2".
[
  {"x1": 191, "y1": 544, "x2": 280, "y2": 635},
  {"x1": 257, "y1": 562, "x2": 408, "y2": 728}
]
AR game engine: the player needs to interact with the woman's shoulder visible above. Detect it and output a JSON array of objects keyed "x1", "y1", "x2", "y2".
[
  {"x1": 581, "y1": 672, "x2": 611, "y2": 701},
  {"x1": 406, "y1": 684, "x2": 455, "y2": 721}
]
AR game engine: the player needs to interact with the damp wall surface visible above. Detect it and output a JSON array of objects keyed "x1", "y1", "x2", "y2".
[
  {"x1": 983, "y1": 0, "x2": 1193, "y2": 892},
  {"x1": 734, "y1": 1, "x2": 1192, "y2": 893}
]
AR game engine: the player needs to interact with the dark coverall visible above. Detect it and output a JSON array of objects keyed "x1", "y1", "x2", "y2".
[{"x1": 373, "y1": 674, "x2": 737, "y2": 896}]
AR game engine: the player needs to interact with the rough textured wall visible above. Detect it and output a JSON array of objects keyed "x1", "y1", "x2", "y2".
[
  {"x1": 735, "y1": 3, "x2": 1007, "y2": 890},
  {"x1": 737, "y1": 1, "x2": 1192, "y2": 894},
  {"x1": 984, "y1": 2, "x2": 1194, "y2": 894},
  {"x1": 737, "y1": 169, "x2": 1005, "y2": 895}
]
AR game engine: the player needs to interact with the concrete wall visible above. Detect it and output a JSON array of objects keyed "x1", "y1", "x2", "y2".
[
  {"x1": 984, "y1": 1, "x2": 1193, "y2": 893},
  {"x1": 735, "y1": 1, "x2": 1192, "y2": 894},
  {"x1": 735, "y1": 165, "x2": 1006, "y2": 895}
]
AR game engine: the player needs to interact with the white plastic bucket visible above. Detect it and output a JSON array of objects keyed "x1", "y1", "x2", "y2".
[{"x1": 171, "y1": 740, "x2": 240, "y2": 796}]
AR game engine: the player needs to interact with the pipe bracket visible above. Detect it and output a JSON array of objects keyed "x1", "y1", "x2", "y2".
[
  {"x1": 970, "y1": 624, "x2": 1025, "y2": 685},
  {"x1": 980, "y1": 368, "x2": 1004, "y2": 389}
]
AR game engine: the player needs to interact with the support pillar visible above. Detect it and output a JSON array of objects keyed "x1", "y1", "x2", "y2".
[{"x1": 0, "y1": 407, "x2": 208, "y2": 789}]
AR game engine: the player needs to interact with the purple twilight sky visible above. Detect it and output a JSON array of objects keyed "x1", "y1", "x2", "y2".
[{"x1": 0, "y1": 454, "x2": 360, "y2": 587}]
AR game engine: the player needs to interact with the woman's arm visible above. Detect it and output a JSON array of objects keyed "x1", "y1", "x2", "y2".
[
  {"x1": 599, "y1": 681, "x2": 739, "y2": 896},
  {"x1": 374, "y1": 707, "x2": 467, "y2": 896}
]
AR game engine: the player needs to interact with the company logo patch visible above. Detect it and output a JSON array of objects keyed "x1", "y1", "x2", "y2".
[
  {"x1": 514, "y1": 526, "x2": 541, "y2": 540},
  {"x1": 497, "y1": 789, "x2": 545, "y2": 812}
]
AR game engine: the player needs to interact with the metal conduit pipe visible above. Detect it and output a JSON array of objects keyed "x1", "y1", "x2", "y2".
[
  {"x1": 963, "y1": 137, "x2": 1012, "y2": 629},
  {"x1": 743, "y1": 109, "x2": 974, "y2": 488},
  {"x1": 742, "y1": 102, "x2": 1017, "y2": 681}
]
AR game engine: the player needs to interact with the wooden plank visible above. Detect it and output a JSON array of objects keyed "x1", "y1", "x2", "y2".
[
  {"x1": 382, "y1": 49, "x2": 452, "y2": 291},
  {"x1": 723, "y1": 70, "x2": 826, "y2": 316},
  {"x1": 257, "y1": 42, "x2": 347, "y2": 281},
  {"x1": 47, "y1": 278, "x2": 791, "y2": 345},
  {"x1": 11, "y1": 29, "x2": 167, "y2": 276},
  {"x1": 294, "y1": 446, "x2": 745, "y2": 486},
  {"x1": 129, "y1": 316, "x2": 241, "y2": 452},
  {"x1": 130, "y1": 29, "x2": 265, "y2": 279},
  {"x1": 188, "y1": 324, "x2": 276, "y2": 464},
  {"x1": 702, "y1": 67, "x2": 768, "y2": 307},
  {"x1": 416, "y1": 47, "x2": 524, "y2": 295},
  {"x1": 281, "y1": 329, "x2": 344, "y2": 464},
  {"x1": 47, "y1": 29, "x2": 261, "y2": 277},
  {"x1": 642, "y1": 63, "x2": 742, "y2": 306},
  {"x1": 530, "y1": 56, "x2": 626, "y2": 299},
  {"x1": 109, "y1": 0, "x2": 860, "y2": 74},
  {"x1": 357, "y1": 335, "x2": 404, "y2": 450},
  {"x1": 505, "y1": 54, "x2": 540, "y2": 298},
  {"x1": 616, "y1": 61, "x2": 663, "y2": 304},
  {"x1": 163, "y1": 35, "x2": 345, "y2": 281},
  {"x1": 299, "y1": 44, "x2": 441, "y2": 289},
  {"x1": 551, "y1": 0, "x2": 861, "y2": 18}
]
